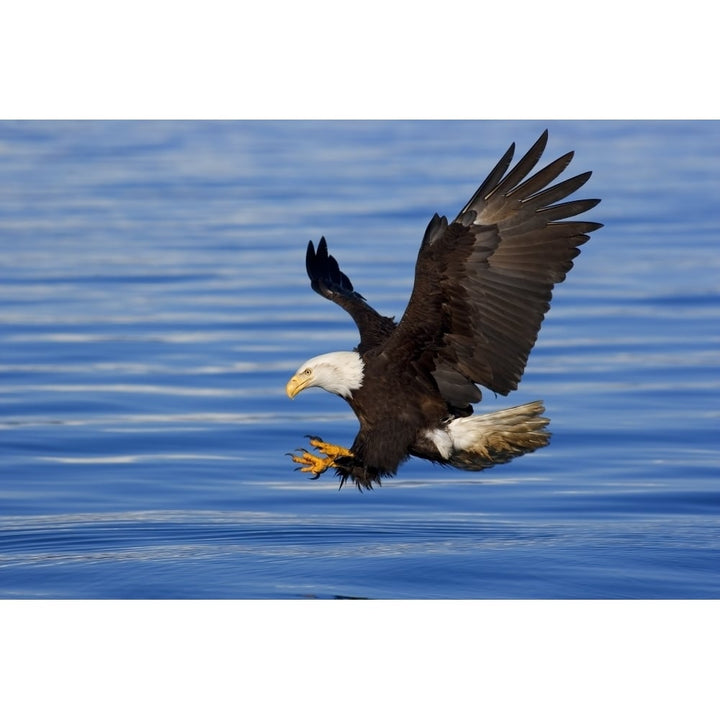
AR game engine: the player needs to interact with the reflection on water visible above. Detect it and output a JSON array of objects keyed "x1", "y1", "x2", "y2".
[
  {"x1": 0, "y1": 120, "x2": 719, "y2": 598},
  {"x1": 2, "y1": 507, "x2": 718, "y2": 599}
]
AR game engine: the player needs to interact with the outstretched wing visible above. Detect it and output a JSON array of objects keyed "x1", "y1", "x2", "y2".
[
  {"x1": 381, "y1": 130, "x2": 602, "y2": 398},
  {"x1": 305, "y1": 237, "x2": 396, "y2": 354}
]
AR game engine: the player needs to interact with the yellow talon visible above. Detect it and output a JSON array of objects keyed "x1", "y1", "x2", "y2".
[
  {"x1": 306, "y1": 436, "x2": 352, "y2": 460},
  {"x1": 289, "y1": 450, "x2": 334, "y2": 476},
  {"x1": 287, "y1": 437, "x2": 353, "y2": 478}
]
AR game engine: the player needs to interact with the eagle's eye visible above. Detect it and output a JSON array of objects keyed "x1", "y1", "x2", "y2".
[{"x1": 304, "y1": 368, "x2": 312, "y2": 375}]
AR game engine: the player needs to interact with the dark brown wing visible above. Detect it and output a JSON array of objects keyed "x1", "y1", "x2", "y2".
[
  {"x1": 379, "y1": 130, "x2": 602, "y2": 398},
  {"x1": 305, "y1": 237, "x2": 396, "y2": 354}
]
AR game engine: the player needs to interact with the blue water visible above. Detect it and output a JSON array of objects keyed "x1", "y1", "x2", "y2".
[{"x1": 1, "y1": 120, "x2": 718, "y2": 598}]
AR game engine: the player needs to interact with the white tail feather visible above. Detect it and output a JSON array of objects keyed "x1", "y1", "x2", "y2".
[{"x1": 446, "y1": 400, "x2": 550, "y2": 470}]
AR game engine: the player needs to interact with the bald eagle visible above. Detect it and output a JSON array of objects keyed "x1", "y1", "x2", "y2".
[{"x1": 286, "y1": 130, "x2": 602, "y2": 490}]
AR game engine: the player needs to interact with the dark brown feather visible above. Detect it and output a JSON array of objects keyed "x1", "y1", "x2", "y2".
[
  {"x1": 379, "y1": 130, "x2": 603, "y2": 397},
  {"x1": 305, "y1": 237, "x2": 396, "y2": 354}
]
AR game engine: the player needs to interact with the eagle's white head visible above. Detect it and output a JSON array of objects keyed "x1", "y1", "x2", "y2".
[{"x1": 286, "y1": 351, "x2": 364, "y2": 400}]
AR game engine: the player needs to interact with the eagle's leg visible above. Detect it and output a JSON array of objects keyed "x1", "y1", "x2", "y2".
[{"x1": 288, "y1": 436, "x2": 353, "y2": 478}]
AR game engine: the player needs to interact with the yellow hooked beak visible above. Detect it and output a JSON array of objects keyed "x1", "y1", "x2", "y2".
[{"x1": 286, "y1": 371, "x2": 311, "y2": 399}]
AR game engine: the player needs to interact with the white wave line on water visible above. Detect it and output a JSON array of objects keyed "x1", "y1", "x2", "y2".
[
  {"x1": 0, "y1": 383, "x2": 272, "y2": 398},
  {"x1": 38, "y1": 453, "x2": 239, "y2": 464},
  {"x1": 0, "y1": 360, "x2": 301, "y2": 375},
  {"x1": 1, "y1": 331, "x2": 260, "y2": 344},
  {"x1": 0, "y1": 509, "x2": 291, "y2": 530},
  {"x1": 0, "y1": 411, "x2": 354, "y2": 428}
]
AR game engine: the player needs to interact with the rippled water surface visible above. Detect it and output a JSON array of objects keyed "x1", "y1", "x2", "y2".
[{"x1": 1, "y1": 120, "x2": 718, "y2": 598}]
